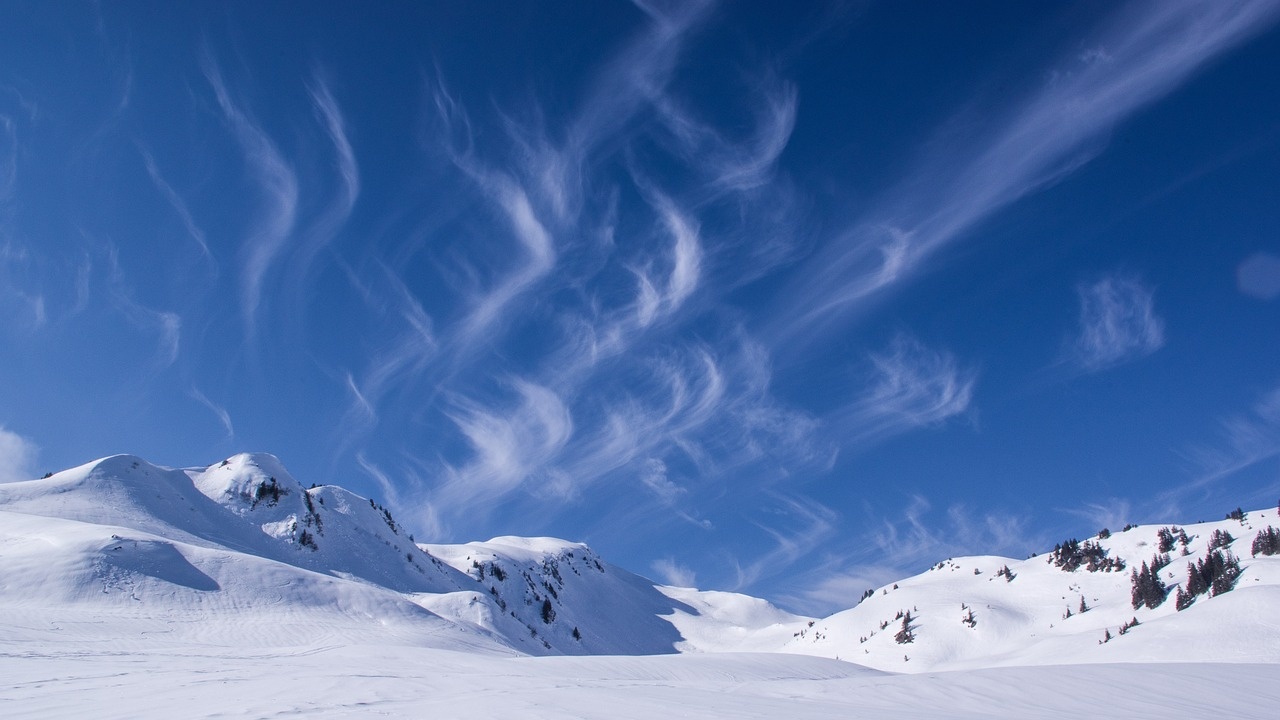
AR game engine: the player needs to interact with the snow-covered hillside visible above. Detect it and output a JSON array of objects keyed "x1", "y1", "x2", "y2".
[
  {"x1": 4, "y1": 452, "x2": 1280, "y2": 717},
  {"x1": 0, "y1": 453, "x2": 800, "y2": 657},
  {"x1": 783, "y1": 511, "x2": 1280, "y2": 672}
]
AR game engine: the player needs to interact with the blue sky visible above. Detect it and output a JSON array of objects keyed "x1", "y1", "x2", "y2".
[{"x1": 2, "y1": 1, "x2": 1279, "y2": 614}]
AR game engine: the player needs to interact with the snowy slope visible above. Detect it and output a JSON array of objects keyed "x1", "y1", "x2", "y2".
[
  {"x1": 781, "y1": 511, "x2": 1280, "y2": 672},
  {"x1": 4, "y1": 452, "x2": 1280, "y2": 717},
  {"x1": 3, "y1": 632, "x2": 1278, "y2": 719},
  {"x1": 423, "y1": 536, "x2": 810, "y2": 655},
  {"x1": 1, "y1": 454, "x2": 474, "y2": 594},
  {"x1": 190, "y1": 453, "x2": 473, "y2": 593},
  {"x1": 658, "y1": 585, "x2": 813, "y2": 652},
  {"x1": 4, "y1": 452, "x2": 1280, "y2": 673},
  {"x1": 0, "y1": 453, "x2": 802, "y2": 658}
]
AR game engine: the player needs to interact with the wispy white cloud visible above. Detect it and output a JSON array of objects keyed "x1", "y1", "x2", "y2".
[
  {"x1": 138, "y1": 146, "x2": 213, "y2": 263},
  {"x1": 100, "y1": 242, "x2": 181, "y2": 367},
  {"x1": 733, "y1": 493, "x2": 837, "y2": 590},
  {"x1": 462, "y1": 180, "x2": 557, "y2": 344},
  {"x1": 838, "y1": 334, "x2": 976, "y2": 445},
  {"x1": 342, "y1": 371, "x2": 377, "y2": 431},
  {"x1": 786, "y1": 496, "x2": 1041, "y2": 614},
  {"x1": 651, "y1": 557, "x2": 697, "y2": 587},
  {"x1": 357, "y1": 452, "x2": 401, "y2": 509},
  {"x1": 1158, "y1": 384, "x2": 1280, "y2": 515},
  {"x1": 632, "y1": 190, "x2": 702, "y2": 327},
  {"x1": 780, "y1": 0, "x2": 1280, "y2": 338},
  {"x1": 310, "y1": 75, "x2": 360, "y2": 221},
  {"x1": 639, "y1": 457, "x2": 684, "y2": 504},
  {"x1": 786, "y1": 495, "x2": 1038, "y2": 614},
  {"x1": 439, "y1": 379, "x2": 574, "y2": 507},
  {"x1": 286, "y1": 73, "x2": 360, "y2": 305},
  {"x1": 0, "y1": 426, "x2": 38, "y2": 483},
  {"x1": 203, "y1": 55, "x2": 299, "y2": 339},
  {"x1": 0, "y1": 240, "x2": 47, "y2": 330},
  {"x1": 1061, "y1": 499, "x2": 1134, "y2": 536},
  {"x1": 1070, "y1": 274, "x2": 1164, "y2": 371},
  {"x1": 655, "y1": 72, "x2": 798, "y2": 194},
  {"x1": 552, "y1": 345, "x2": 727, "y2": 493},
  {"x1": 188, "y1": 387, "x2": 234, "y2": 440},
  {"x1": 564, "y1": 0, "x2": 714, "y2": 171},
  {"x1": 338, "y1": 263, "x2": 439, "y2": 442}
]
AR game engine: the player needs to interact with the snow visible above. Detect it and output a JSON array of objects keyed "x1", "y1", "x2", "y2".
[
  {"x1": 3, "y1": 453, "x2": 1280, "y2": 717},
  {"x1": 4, "y1": 642, "x2": 1277, "y2": 719},
  {"x1": 783, "y1": 514, "x2": 1280, "y2": 671}
]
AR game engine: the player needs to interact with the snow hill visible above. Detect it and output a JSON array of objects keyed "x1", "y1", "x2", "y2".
[
  {"x1": 783, "y1": 511, "x2": 1280, "y2": 672},
  {"x1": 4, "y1": 452, "x2": 1280, "y2": 718},
  {"x1": 2, "y1": 452, "x2": 1279, "y2": 672},
  {"x1": 0, "y1": 453, "x2": 804, "y2": 656}
]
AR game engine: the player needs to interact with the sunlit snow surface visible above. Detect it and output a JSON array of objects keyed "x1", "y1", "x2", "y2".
[
  {"x1": 4, "y1": 642, "x2": 1277, "y2": 719},
  {"x1": 3, "y1": 455, "x2": 1279, "y2": 717}
]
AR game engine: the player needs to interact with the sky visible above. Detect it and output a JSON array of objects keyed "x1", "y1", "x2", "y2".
[{"x1": 1, "y1": 0, "x2": 1278, "y2": 615}]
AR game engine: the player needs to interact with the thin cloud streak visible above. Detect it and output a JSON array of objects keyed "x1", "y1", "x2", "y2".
[
  {"x1": 459, "y1": 180, "x2": 557, "y2": 346},
  {"x1": 287, "y1": 74, "x2": 360, "y2": 306},
  {"x1": 189, "y1": 387, "x2": 234, "y2": 440},
  {"x1": 203, "y1": 55, "x2": 299, "y2": 340},
  {"x1": 836, "y1": 334, "x2": 976, "y2": 447},
  {"x1": 780, "y1": 0, "x2": 1280, "y2": 339},
  {"x1": 357, "y1": 452, "x2": 402, "y2": 510},
  {"x1": 138, "y1": 146, "x2": 214, "y2": 262},
  {"x1": 340, "y1": 263, "x2": 439, "y2": 439},
  {"x1": 1157, "y1": 384, "x2": 1280, "y2": 515},
  {"x1": 102, "y1": 243, "x2": 182, "y2": 367},
  {"x1": 783, "y1": 495, "x2": 1039, "y2": 612},
  {"x1": 733, "y1": 493, "x2": 837, "y2": 591}
]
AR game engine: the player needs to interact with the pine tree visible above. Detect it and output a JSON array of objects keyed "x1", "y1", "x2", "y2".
[
  {"x1": 1130, "y1": 562, "x2": 1166, "y2": 610},
  {"x1": 1251, "y1": 526, "x2": 1280, "y2": 557},
  {"x1": 1209, "y1": 552, "x2": 1241, "y2": 597},
  {"x1": 894, "y1": 614, "x2": 914, "y2": 644},
  {"x1": 540, "y1": 598, "x2": 555, "y2": 624},
  {"x1": 1185, "y1": 560, "x2": 1207, "y2": 597}
]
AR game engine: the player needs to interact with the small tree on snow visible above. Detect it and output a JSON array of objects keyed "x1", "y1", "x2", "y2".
[{"x1": 894, "y1": 613, "x2": 915, "y2": 644}]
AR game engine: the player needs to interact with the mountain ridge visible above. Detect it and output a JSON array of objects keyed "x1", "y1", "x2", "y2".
[{"x1": 3, "y1": 452, "x2": 1278, "y2": 672}]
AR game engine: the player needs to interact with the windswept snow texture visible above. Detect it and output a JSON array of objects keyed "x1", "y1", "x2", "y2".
[{"x1": 3, "y1": 454, "x2": 1280, "y2": 717}]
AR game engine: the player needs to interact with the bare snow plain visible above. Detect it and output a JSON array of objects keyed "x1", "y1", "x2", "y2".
[{"x1": 2, "y1": 453, "x2": 1278, "y2": 718}]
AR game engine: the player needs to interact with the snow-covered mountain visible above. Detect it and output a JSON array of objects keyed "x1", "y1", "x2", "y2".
[
  {"x1": 4, "y1": 452, "x2": 1280, "y2": 667},
  {"x1": 4, "y1": 452, "x2": 1280, "y2": 718},
  {"x1": 0, "y1": 453, "x2": 804, "y2": 656},
  {"x1": 783, "y1": 511, "x2": 1280, "y2": 672}
]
